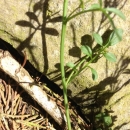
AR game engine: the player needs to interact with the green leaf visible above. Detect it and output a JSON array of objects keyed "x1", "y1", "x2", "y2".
[
  {"x1": 66, "y1": 62, "x2": 75, "y2": 68},
  {"x1": 81, "y1": 45, "x2": 92, "y2": 57},
  {"x1": 93, "y1": 33, "x2": 103, "y2": 46},
  {"x1": 106, "y1": 8, "x2": 126, "y2": 20},
  {"x1": 104, "y1": 52, "x2": 116, "y2": 62},
  {"x1": 95, "y1": 113, "x2": 102, "y2": 119},
  {"x1": 89, "y1": 4, "x2": 100, "y2": 10},
  {"x1": 109, "y1": 29, "x2": 123, "y2": 46},
  {"x1": 103, "y1": 116, "x2": 112, "y2": 126},
  {"x1": 90, "y1": 68, "x2": 98, "y2": 80}
]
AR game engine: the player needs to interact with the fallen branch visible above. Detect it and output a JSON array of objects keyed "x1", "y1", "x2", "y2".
[{"x1": 0, "y1": 49, "x2": 90, "y2": 129}]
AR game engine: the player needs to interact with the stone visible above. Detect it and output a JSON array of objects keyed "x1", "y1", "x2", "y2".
[{"x1": 0, "y1": 0, "x2": 130, "y2": 129}]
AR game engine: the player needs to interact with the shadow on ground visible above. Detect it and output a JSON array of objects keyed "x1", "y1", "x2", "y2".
[{"x1": 70, "y1": 49, "x2": 130, "y2": 129}]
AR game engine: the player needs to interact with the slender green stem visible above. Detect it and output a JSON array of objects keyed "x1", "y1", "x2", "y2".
[
  {"x1": 66, "y1": 56, "x2": 88, "y2": 85},
  {"x1": 68, "y1": 0, "x2": 92, "y2": 18},
  {"x1": 67, "y1": 9, "x2": 100, "y2": 22},
  {"x1": 60, "y1": 1, "x2": 118, "y2": 129},
  {"x1": 60, "y1": 0, "x2": 71, "y2": 129},
  {"x1": 65, "y1": 9, "x2": 117, "y2": 84},
  {"x1": 68, "y1": 6, "x2": 79, "y2": 18},
  {"x1": 68, "y1": 55, "x2": 98, "y2": 83},
  {"x1": 66, "y1": 45, "x2": 108, "y2": 84},
  {"x1": 101, "y1": 8, "x2": 116, "y2": 29},
  {"x1": 67, "y1": 7, "x2": 116, "y2": 31}
]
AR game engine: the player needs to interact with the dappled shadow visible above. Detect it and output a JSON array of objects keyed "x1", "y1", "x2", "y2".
[
  {"x1": 49, "y1": 29, "x2": 113, "y2": 83},
  {"x1": 96, "y1": 0, "x2": 128, "y2": 32},
  {"x1": 68, "y1": 23, "x2": 81, "y2": 58},
  {"x1": 70, "y1": 46, "x2": 130, "y2": 128},
  {"x1": 13, "y1": 0, "x2": 62, "y2": 73},
  {"x1": 47, "y1": 0, "x2": 127, "y2": 83},
  {"x1": 90, "y1": 0, "x2": 128, "y2": 33},
  {"x1": 69, "y1": 23, "x2": 94, "y2": 58},
  {"x1": 69, "y1": 0, "x2": 127, "y2": 59},
  {"x1": 114, "y1": 122, "x2": 130, "y2": 130}
]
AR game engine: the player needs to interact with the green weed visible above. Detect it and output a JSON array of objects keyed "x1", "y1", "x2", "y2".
[{"x1": 60, "y1": 0, "x2": 125, "y2": 129}]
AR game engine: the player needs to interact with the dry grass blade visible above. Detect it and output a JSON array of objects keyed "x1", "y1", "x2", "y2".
[
  {"x1": 0, "y1": 78, "x2": 57, "y2": 130},
  {"x1": 0, "y1": 49, "x2": 91, "y2": 129}
]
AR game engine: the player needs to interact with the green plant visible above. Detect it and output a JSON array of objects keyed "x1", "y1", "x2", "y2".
[
  {"x1": 60, "y1": 0, "x2": 125, "y2": 129},
  {"x1": 95, "y1": 112, "x2": 112, "y2": 130}
]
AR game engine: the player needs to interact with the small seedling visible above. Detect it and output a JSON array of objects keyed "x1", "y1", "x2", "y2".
[{"x1": 60, "y1": 0, "x2": 125, "y2": 129}]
